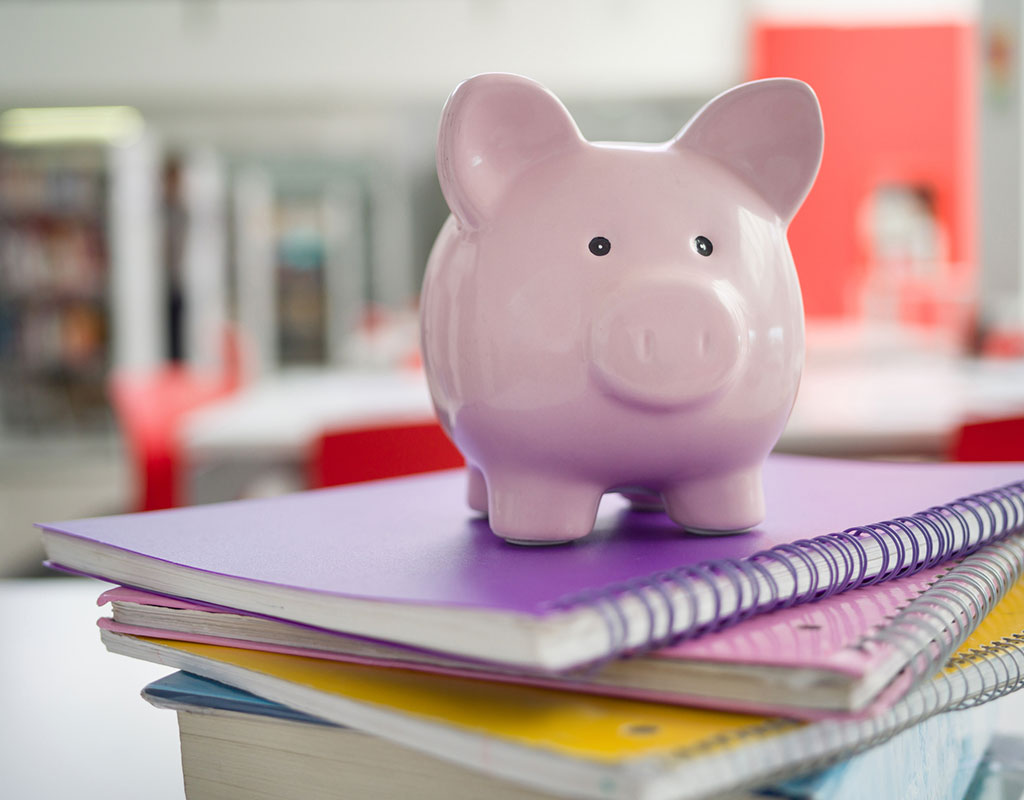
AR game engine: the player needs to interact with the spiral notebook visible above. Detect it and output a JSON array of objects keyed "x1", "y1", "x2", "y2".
[
  {"x1": 141, "y1": 671, "x2": 999, "y2": 800},
  {"x1": 39, "y1": 454, "x2": 1024, "y2": 672},
  {"x1": 96, "y1": 535, "x2": 1024, "y2": 718},
  {"x1": 99, "y1": 569, "x2": 1024, "y2": 800}
]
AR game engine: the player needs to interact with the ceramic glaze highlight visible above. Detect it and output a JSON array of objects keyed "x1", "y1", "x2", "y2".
[{"x1": 421, "y1": 74, "x2": 824, "y2": 543}]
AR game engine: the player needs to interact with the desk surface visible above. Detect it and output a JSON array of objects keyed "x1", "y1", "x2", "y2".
[
  {"x1": 181, "y1": 355, "x2": 1024, "y2": 463},
  {"x1": 183, "y1": 368, "x2": 435, "y2": 461},
  {"x1": 780, "y1": 354, "x2": 1024, "y2": 456},
  {"x1": 3, "y1": 576, "x2": 1024, "y2": 800},
  {"x1": 0, "y1": 578, "x2": 184, "y2": 800}
]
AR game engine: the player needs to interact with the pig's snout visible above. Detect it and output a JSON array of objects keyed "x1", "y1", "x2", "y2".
[{"x1": 588, "y1": 279, "x2": 747, "y2": 409}]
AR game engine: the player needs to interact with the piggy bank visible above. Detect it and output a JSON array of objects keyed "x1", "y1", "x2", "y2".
[{"x1": 420, "y1": 74, "x2": 823, "y2": 544}]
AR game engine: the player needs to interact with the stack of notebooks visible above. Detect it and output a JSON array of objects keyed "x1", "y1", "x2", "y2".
[{"x1": 37, "y1": 454, "x2": 1024, "y2": 800}]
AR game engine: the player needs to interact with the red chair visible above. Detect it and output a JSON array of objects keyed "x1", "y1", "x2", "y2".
[
  {"x1": 949, "y1": 416, "x2": 1024, "y2": 462},
  {"x1": 309, "y1": 420, "x2": 464, "y2": 489},
  {"x1": 110, "y1": 328, "x2": 245, "y2": 511}
]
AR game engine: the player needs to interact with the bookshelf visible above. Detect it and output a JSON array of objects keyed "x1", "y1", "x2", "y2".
[
  {"x1": 0, "y1": 144, "x2": 111, "y2": 432},
  {"x1": 231, "y1": 157, "x2": 378, "y2": 374}
]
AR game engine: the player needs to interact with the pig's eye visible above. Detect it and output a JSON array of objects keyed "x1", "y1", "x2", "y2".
[
  {"x1": 588, "y1": 236, "x2": 611, "y2": 256},
  {"x1": 693, "y1": 236, "x2": 713, "y2": 257}
]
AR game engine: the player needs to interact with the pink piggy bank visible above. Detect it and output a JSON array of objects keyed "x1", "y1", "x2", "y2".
[{"x1": 421, "y1": 74, "x2": 823, "y2": 544}]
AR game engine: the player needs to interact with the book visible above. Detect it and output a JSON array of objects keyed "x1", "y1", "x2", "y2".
[
  {"x1": 99, "y1": 571, "x2": 1024, "y2": 800},
  {"x1": 141, "y1": 671, "x2": 999, "y2": 800},
  {"x1": 39, "y1": 455, "x2": 1024, "y2": 671},
  {"x1": 97, "y1": 535, "x2": 1024, "y2": 718}
]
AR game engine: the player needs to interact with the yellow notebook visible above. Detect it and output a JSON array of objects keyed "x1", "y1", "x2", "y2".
[{"x1": 102, "y1": 543, "x2": 1024, "y2": 800}]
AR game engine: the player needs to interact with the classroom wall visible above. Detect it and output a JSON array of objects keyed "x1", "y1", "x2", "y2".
[{"x1": 750, "y1": 23, "x2": 977, "y2": 321}]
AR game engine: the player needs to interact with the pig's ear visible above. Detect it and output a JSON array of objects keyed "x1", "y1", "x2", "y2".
[
  {"x1": 672, "y1": 79, "x2": 823, "y2": 224},
  {"x1": 437, "y1": 73, "x2": 584, "y2": 230}
]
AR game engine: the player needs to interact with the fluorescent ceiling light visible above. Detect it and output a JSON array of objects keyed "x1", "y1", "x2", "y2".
[{"x1": 0, "y1": 106, "x2": 144, "y2": 145}]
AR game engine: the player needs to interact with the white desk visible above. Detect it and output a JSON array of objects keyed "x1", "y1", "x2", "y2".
[
  {"x1": 183, "y1": 368, "x2": 435, "y2": 462},
  {"x1": 2, "y1": 576, "x2": 1023, "y2": 799},
  {"x1": 179, "y1": 355, "x2": 1024, "y2": 505},
  {"x1": 0, "y1": 578, "x2": 184, "y2": 800},
  {"x1": 782, "y1": 351, "x2": 1024, "y2": 457},
  {"x1": 181, "y1": 368, "x2": 436, "y2": 503}
]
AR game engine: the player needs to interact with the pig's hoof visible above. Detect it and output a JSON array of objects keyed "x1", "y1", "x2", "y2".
[
  {"x1": 487, "y1": 474, "x2": 602, "y2": 545},
  {"x1": 663, "y1": 468, "x2": 765, "y2": 534},
  {"x1": 502, "y1": 537, "x2": 575, "y2": 547},
  {"x1": 683, "y1": 526, "x2": 755, "y2": 536}
]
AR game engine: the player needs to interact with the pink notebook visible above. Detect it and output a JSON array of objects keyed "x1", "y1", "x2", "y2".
[{"x1": 97, "y1": 534, "x2": 1024, "y2": 720}]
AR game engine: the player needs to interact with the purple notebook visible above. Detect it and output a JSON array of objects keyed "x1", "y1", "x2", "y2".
[
  {"x1": 97, "y1": 529, "x2": 1024, "y2": 721},
  {"x1": 38, "y1": 455, "x2": 1024, "y2": 671}
]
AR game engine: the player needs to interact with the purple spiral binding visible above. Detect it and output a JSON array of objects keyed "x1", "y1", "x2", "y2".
[{"x1": 550, "y1": 478, "x2": 1024, "y2": 662}]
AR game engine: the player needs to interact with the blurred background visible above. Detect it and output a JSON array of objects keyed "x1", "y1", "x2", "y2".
[
  {"x1": 9, "y1": 4, "x2": 1024, "y2": 797},
  {"x1": 4, "y1": 0, "x2": 1024, "y2": 578}
]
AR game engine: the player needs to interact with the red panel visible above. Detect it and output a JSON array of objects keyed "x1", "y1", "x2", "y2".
[
  {"x1": 750, "y1": 24, "x2": 977, "y2": 320},
  {"x1": 951, "y1": 417, "x2": 1024, "y2": 462},
  {"x1": 310, "y1": 421, "x2": 465, "y2": 489}
]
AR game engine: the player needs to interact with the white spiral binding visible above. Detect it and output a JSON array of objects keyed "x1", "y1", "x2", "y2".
[
  {"x1": 665, "y1": 535, "x2": 1024, "y2": 796},
  {"x1": 857, "y1": 535, "x2": 1024, "y2": 688}
]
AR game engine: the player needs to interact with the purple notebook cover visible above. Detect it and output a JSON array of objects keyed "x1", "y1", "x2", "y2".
[{"x1": 42, "y1": 455, "x2": 1024, "y2": 616}]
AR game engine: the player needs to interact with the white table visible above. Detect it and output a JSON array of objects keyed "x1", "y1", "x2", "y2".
[
  {"x1": 183, "y1": 368, "x2": 436, "y2": 463},
  {"x1": 179, "y1": 354, "x2": 1024, "y2": 506},
  {"x1": 0, "y1": 578, "x2": 184, "y2": 800},
  {"x1": 181, "y1": 368, "x2": 436, "y2": 503},
  {"x1": 783, "y1": 349, "x2": 1024, "y2": 457}
]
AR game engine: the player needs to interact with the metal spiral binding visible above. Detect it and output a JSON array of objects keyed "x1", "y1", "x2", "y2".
[
  {"x1": 856, "y1": 536, "x2": 1024, "y2": 689},
  {"x1": 663, "y1": 552, "x2": 1024, "y2": 795},
  {"x1": 687, "y1": 634, "x2": 1024, "y2": 796},
  {"x1": 549, "y1": 477, "x2": 1024, "y2": 661},
  {"x1": 947, "y1": 631, "x2": 1024, "y2": 709}
]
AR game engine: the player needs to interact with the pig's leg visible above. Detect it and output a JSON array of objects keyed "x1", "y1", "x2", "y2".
[
  {"x1": 486, "y1": 470, "x2": 602, "y2": 545},
  {"x1": 662, "y1": 467, "x2": 763, "y2": 535},
  {"x1": 467, "y1": 465, "x2": 489, "y2": 514}
]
